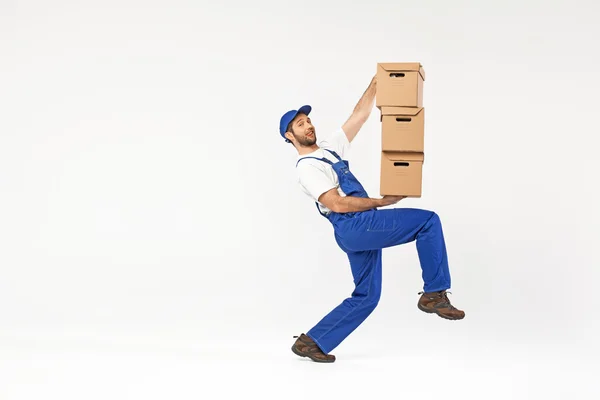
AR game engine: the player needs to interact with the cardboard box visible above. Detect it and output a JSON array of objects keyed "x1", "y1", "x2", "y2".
[
  {"x1": 380, "y1": 151, "x2": 424, "y2": 197},
  {"x1": 380, "y1": 106, "x2": 425, "y2": 152},
  {"x1": 376, "y1": 63, "x2": 425, "y2": 108}
]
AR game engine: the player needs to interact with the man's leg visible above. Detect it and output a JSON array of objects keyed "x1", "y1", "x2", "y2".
[
  {"x1": 337, "y1": 208, "x2": 451, "y2": 292},
  {"x1": 334, "y1": 208, "x2": 464, "y2": 320},
  {"x1": 304, "y1": 248, "x2": 382, "y2": 355}
]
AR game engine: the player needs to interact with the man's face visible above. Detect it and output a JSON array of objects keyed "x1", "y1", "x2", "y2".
[{"x1": 289, "y1": 113, "x2": 316, "y2": 146}]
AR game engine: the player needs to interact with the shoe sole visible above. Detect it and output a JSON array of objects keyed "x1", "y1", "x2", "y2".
[
  {"x1": 418, "y1": 303, "x2": 465, "y2": 320},
  {"x1": 291, "y1": 344, "x2": 336, "y2": 363}
]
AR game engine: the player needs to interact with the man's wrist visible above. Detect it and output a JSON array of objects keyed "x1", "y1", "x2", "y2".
[{"x1": 373, "y1": 197, "x2": 385, "y2": 207}]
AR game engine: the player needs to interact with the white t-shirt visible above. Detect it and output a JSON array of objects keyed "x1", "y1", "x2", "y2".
[{"x1": 296, "y1": 128, "x2": 351, "y2": 214}]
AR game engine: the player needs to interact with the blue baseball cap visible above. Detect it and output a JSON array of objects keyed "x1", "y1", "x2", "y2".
[{"x1": 279, "y1": 105, "x2": 312, "y2": 142}]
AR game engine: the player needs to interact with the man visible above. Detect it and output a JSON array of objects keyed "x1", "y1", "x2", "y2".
[{"x1": 280, "y1": 76, "x2": 465, "y2": 363}]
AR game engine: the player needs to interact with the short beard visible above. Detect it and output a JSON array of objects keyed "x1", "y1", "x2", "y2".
[{"x1": 293, "y1": 131, "x2": 316, "y2": 147}]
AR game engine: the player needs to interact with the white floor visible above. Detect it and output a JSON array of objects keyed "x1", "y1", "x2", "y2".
[{"x1": 1, "y1": 327, "x2": 597, "y2": 400}]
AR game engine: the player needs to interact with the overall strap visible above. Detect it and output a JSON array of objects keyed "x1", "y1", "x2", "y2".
[
  {"x1": 296, "y1": 156, "x2": 333, "y2": 167},
  {"x1": 315, "y1": 201, "x2": 329, "y2": 217},
  {"x1": 295, "y1": 156, "x2": 334, "y2": 218},
  {"x1": 323, "y1": 149, "x2": 342, "y2": 161}
]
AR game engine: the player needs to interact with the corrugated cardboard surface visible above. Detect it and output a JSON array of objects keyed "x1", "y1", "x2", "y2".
[
  {"x1": 376, "y1": 63, "x2": 425, "y2": 108},
  {"x1": 380, "y1": 107, "x2": 425, "y2": 152},
  {"x1": 380, "y1": 151, "x2": 424, "y2": 197}
]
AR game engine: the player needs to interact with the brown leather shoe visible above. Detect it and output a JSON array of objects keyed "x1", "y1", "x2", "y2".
[
  {"x1": 291, "y1": 333, "x2": 336, "y2": 363},
  {"x1": 417, "y1": 290, "x2": 465, "y2": 320}
]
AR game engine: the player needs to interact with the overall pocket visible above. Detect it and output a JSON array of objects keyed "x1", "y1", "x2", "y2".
[{"x1": 366, "y1": 210, "x2": 397, "y2": 232}]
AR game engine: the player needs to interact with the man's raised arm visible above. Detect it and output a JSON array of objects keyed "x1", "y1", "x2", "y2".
[{"x1": 341, "y1": 75, "x2": 377, "y2": 143}]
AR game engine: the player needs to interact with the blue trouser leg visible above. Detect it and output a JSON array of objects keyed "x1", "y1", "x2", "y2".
[
  {"x1": 306, "y1": 248, "x2": 382, "y2": 354},
  {"x1": 335, "y1": 208, "x2": 451, "y2": 293}
]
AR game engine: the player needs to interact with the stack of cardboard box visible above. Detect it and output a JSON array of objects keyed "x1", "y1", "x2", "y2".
[{"x1": 376, "y1": 62, "x2": 426, "y2": 197}]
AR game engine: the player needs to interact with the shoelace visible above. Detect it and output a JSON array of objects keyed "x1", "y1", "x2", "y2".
[{"x1": 418, "y1": 290, "x2": 458, "y2": 310}]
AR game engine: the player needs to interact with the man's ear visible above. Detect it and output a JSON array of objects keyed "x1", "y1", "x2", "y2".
[{"x1": 284, "y1": 131, "x2": 294, "y2": 142}]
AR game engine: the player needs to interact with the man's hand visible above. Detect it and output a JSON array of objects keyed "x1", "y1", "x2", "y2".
[{"x1": 378, "y1": 195, "x2": 406, "y2": 207}]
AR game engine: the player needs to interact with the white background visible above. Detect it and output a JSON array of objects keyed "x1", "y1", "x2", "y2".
[{"x1": 1, "y1": 0, "x2": 599, "y2": 399}]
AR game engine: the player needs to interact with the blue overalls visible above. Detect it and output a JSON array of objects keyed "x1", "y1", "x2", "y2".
[{"x1": 296, "y1": 148, "x2": 452, "y2": 354}]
